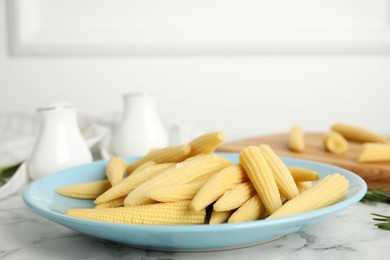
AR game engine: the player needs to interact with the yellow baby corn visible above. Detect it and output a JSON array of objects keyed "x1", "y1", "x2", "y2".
[
  {"x1": 124, "y1": 154, "x2": 232, "y2": 207},
  {"x1": 94, "y1": 163, "x2": 174, "y2": 204},
  {"x1": 288, "y1": 126, "x2": 305, "y2": 152},
  {"x1": 147, "y1": 147, "x2": 161, "y2": 154},
  {"x1": 125, "y1": 144, "x2": 191, "y2": 174},
  {"x1": 148, "y1": 177, "x2": 209, "y2": 203},
  {"x1": 95, "y1": 196, "x2": 125, "y2": 208},
  {"x1": 288, "y1": 167, "x2": 320, "y2": 182},
  {"x1": 323, "y1": 131, "x2": 348, "y2": 155},
  {"x1": 186, "y1": 172, "x2": 212, "y2": 184},
  {"x1": 296, "y1": 181, "x2": 312, "y2": 193},
  {"x1": 190, "y1": 164, "x2": 247, "y2": 212},
  {"x1": 129, "y1": 161, "x2": 156, "y2": 176},
  {"x1": 209, "y1": 210, "x2": 233, "y2": 224},
  {"x1": 106, "y1": 157, "x2": 127, "y2": 185},
  {"x1": 213, "y1": 182, "x2": 256, "y2": 212},
  {"x1": 188, "y1": 131, "x2": 226, "y2": 156},
  {"x1": 357, "y1": 143, "x2": 390, "y2": 162},
  {"x1": 239, "y1": 146, "x2": 282, "y2": 214},
  {"x1": 67, "y1": 201, "x2": 206, "y2": 225},
  {"x1": 268, "y1": 173, "x2": 349, "y2": 219},
  {"x1": 331, "y1": 123, "x2": 389, "y2": 144},
  {"x1": 228, "y1": 195, "x2": 267, "y2": 223},
  {"x1": 56, "y1": 180, "x2": 111, "y2": 200},
  {"x1": 259, "y1": 144, "x2": 299, "y2": 200}
]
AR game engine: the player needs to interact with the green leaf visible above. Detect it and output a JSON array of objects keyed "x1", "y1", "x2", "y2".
[
  {"x1": 361, "y1": 188, "x2": 390, "y2": 204},
  {"x1": 372, "y1": 213, "x2": 390, "y2": 231},
  {"x1": 0, "y1": 163, "x2": 21, "y2": 187},
  {"x1": 375, "y1": 223, "x2": 390, "y2": 230},
  {"x1": 363, "y1": 190, "x2": 390, "y2": 231}
]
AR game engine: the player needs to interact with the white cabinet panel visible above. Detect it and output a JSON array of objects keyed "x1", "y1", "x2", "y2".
[{"x1": 8, "y1": 0, "x2": 390, "y2": 55}]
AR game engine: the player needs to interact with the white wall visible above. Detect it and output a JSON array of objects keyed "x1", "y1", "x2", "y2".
[{"x1": 1, "y1": 0, "x2": 390, "y2": 141}]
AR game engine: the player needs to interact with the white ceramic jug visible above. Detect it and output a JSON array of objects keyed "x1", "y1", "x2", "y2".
[
  {"x1": 112, "y1": 93, "x2": 168, "y2": 157},
  {"x1": 28, "y1": 103, "x2": 93, "y2": 180}
]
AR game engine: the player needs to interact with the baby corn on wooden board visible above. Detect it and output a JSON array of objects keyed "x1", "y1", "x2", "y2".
[{"x1": 218, "y1": 132, "x2": 390, "y2": 190}]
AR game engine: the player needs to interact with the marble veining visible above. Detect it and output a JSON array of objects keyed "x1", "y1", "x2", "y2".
[{"x1": 1, "y1": 191, "x2": 389, "y2": 260}]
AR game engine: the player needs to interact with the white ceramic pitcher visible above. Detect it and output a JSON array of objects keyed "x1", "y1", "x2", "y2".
[
  {"x1": 28, "y1": 103, "x2": 93, "y2": 180},
  {"x1": 112, "y1": 93, "x2": 168, "y2": 157}
]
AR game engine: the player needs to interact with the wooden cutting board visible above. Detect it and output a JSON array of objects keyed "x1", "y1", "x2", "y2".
[{"x1": 218, "y1": 132, "x2": 390, "y2": 190}]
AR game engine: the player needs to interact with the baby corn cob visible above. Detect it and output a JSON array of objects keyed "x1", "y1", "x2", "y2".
[
  {"x1": 124, "y1": 154, "x2": 232, "y2": 207},
  {"x1": 130, "y1": 161, "x2": 156, "y2": 176},
  {"x1": 268, "y1": 173, "x2": 349, "y2": 219},
  {"x1": 94, "y1": 163, "x2": 174, "y2": 204},
  {"x1": 296, "y1": 181, "x2": 312, "y2": 193},
  {"x1": 288, "y1": 126, "x2": 305, "y2": 152},
  {"x1": 209, "y1": 210, "x2": 233, "y2": 224},
  {"x1": 357, "y1": 143, "x2": 390, "y2": 162},
  {"x1": 67, "y1": 201, "x2": 206, "y2": 225},
  {"x1": 188, "y1": 131, "x2": 226, "y2": 156},
  {"x1": 288, "y1": 167, "x2": 320, "y2": 182},
  {"x1": 148, "y1": 177, "x2": 209, "y2": 203},
  {"x1": 323, "y1": 131, "x2": 348, "y2": 155},
  {"x1": 228, "y1": 195, "x2": 267, "y2": 223},
  {"x1": 239, "y1": 146, "x2": 282, "y2": 214},
  {"x1": 190, "y1": 164, "x2": 247, "y2": 212},
  {"x1": 259, "y1": 144, "x2": 299, "y2": 200},
  {"x1": 125, "y1": 144, "x2": 191, "y2": 174},
  {"x1": 331, "y1": 123, "x2": 389, "y2": 144},
  {"x1": 95, "y1": 196, "x2": 125, "y2": 208},
  {"x1": 56, "y1": 180, "x2": 111, "y2": 199},
  {"x1": 213, "y1": 182, "x2": 256, "y2": 212},
  {"x1": 106, "y1": 157, "x2": 127, "y2": 185}
]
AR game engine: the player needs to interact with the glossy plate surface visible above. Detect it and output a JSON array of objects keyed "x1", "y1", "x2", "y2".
[{"x1": 23, "y1": 153, "x2": 367, "y2": 251}]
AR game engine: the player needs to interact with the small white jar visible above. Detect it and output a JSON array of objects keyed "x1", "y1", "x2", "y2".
[
  {"x1": 28, "y1": 103, "x2": 93, "y2": 180},
  {"x1": 112, "y1": 93, "x2": 168, "y2": 157}
]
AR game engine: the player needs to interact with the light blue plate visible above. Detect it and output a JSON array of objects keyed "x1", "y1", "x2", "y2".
[{"x1": 23, "y1": 153, "x2": 367, "y2": 252}]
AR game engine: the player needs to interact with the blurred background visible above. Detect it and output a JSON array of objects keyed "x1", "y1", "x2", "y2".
[{"x1": 1, "y1": 0, "x2": 390, "y2": 141}]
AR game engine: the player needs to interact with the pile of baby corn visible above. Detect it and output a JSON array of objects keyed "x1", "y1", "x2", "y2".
[{"x1": 58, "y1": 131, "x2": 349, "y2": 226}]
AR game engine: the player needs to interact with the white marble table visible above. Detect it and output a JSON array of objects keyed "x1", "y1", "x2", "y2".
[{"x1": 1, "y1": 190, "x2": 389, "y2": 260}]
